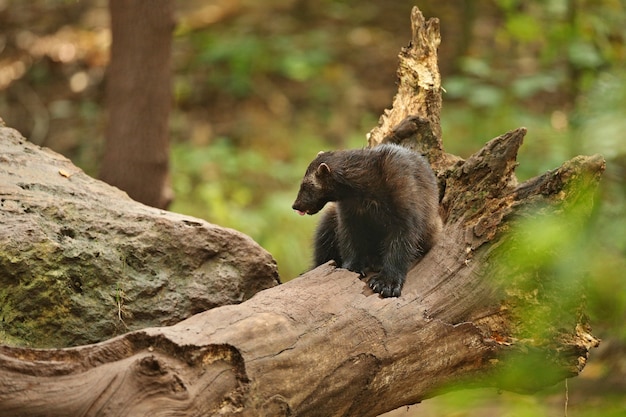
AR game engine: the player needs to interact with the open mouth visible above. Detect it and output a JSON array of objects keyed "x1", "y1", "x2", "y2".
[{"x1": 295, "y1": 210, "x2": 307, "y2": 216}]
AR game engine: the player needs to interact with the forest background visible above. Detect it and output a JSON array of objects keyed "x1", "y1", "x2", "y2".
[{"x1": 0, "y1": 0, "x2": 625, "y2": 415}]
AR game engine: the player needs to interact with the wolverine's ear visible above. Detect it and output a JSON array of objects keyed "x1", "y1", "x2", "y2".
[
  {"x1": 316, "y1": 162, "x2": 331, "y2": 176},
  {"x1": 317, "y1": 150, "x2": 325, "y2": 156}
]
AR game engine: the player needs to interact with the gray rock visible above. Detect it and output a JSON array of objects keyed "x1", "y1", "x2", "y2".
[{"x1": 0, "y1": 126, "x2": 280, "y2": 347}]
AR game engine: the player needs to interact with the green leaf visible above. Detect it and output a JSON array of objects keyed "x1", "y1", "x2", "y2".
[
  {"x1": 505, "y1": 14, "x2": 543, "y2": 43},
  {"x1": 568, "y1": 40, "x2": 603, "y2": 69}
]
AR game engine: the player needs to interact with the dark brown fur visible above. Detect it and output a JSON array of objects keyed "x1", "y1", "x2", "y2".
[{"x1": 292, "y1": 144, "x2": 442, "y2": 297}]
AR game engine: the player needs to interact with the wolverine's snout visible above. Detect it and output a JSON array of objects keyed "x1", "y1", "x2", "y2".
[{"x1": 292, "y1": 202, "x2": 307, "y2": 216}]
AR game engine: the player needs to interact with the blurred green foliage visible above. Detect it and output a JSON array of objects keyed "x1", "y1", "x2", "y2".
[
  {"x1": 170, "y1": 136, "x2": 319, "y2": 277},
  {"x1": 412, "y1": 386, "x2": 626, "y2": 417},
  {"x1": 188, "y1": 30, "x2": 332, "y2": 96}
]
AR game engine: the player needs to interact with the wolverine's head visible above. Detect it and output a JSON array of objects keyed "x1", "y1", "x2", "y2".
[{"x1": 292, "y1": 152, "x2": 335, "y2": 216}]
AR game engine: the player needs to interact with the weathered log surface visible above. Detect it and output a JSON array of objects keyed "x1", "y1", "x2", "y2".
[
  {"x1": 0, "y1": 126, "x2": 279, "y2": 348},
  {"x1": 0, "y1": 6, "x2": 604, "y2": 417}
]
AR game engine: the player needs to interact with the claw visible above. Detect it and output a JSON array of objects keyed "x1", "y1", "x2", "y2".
[{"x1": 368, "y1": 274, "x2": 402, "y2": 298}]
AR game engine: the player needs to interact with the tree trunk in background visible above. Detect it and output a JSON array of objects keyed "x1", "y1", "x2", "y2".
[{"x1": 100, "y1": 0, "x2": 174, "y2": 209}]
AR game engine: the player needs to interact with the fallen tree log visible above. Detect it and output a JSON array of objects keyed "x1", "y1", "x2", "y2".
[{"x1": 0, "y1": 6, "x2": 603, "y2": 417}]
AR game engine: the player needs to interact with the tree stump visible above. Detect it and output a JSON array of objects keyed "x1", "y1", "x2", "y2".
[{"x1": 0, "y1": 6, "x2": 603, "y2": 417}]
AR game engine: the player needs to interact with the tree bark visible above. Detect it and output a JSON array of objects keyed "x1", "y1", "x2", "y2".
[
  {"x1": 100, "y1": 0, "x2": 174, "y2": 209},
  {"x1": 0, "y1": 6, "x2": 604, "y2": 417}
]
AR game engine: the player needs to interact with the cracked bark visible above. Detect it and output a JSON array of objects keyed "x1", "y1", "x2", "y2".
[{"x1": 0, "y1": 6, "x2": 604, "y2": 417}]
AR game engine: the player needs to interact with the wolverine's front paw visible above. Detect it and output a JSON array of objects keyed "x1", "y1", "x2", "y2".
[{"x1": 368, "y1": 274, "x2": 402, "y2": 298}]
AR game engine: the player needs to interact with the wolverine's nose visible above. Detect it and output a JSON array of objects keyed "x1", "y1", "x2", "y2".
[{"x1": 292, "y1": 203, "x2": 307, "y2": 216}]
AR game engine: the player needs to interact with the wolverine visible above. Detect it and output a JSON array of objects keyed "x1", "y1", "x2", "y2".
[{"x1": 292, "y1": 144, "x2": 442, "y2": 298}]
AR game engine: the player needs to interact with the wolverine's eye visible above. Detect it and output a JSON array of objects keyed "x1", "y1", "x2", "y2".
[
  {"x1": 302, "y1": 179, "x2": 318, "y2": 192},
  {"x1": 308, "y1": 174, "x2": 325, "y2": 189}
]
